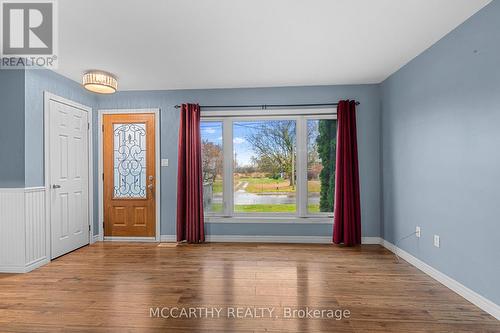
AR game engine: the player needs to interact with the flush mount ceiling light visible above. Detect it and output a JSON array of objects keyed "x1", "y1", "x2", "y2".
[{"x1": 82, "y1": 71, "x2": 118, "y2": 94}]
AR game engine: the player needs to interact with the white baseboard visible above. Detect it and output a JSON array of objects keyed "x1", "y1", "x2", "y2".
[
  {"x1": 24, "y1": 258, "x2": 50, "y2": 273},
  {"x1": 361, "y1": 236, "x2": 382, "y2": 244},
  {"x1": 0, "y1": 266, "x2": 28, "y2": 273},
  {"x1": 160, "y1": 235, "x2": 176, "y2": 242},
  {"x1": 159, "y1": 235, "x2": 380, "y2": 244},
  {"x1": 200, "y1": 235, "x2": 381, "y2": 244},
  {"x1": 103, "y1": 237, "x2": 157, "y2": 242},
  {"x1": 0, "y1": 258, "x2": 49, "y2": 273},
  {"x1": 159, "y1": 235, "x2": 381, "y2": 244},
  {"x1": 91, "y1": 235, "x2": 100, "y2": 243},
  {"x1": 381, "y1": 239, "x2": 500, "y2": 320},
  {"x1": 206, "y1": 235, "x2": 330, "y2": 243}
]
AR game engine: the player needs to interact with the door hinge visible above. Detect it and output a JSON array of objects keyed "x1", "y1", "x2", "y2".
[
  {"x1": 102, "y1": 124, "x2": 104, "y2": 132},
  {"x1": 102, "y1": 173, "x2": 104, "y2": 180},
  {"x1": 89, "y1": 225, "x2": 91, "y2": 231},
  {"x1": 88, "y1": 122, "x2": 90, "y2": 130}
]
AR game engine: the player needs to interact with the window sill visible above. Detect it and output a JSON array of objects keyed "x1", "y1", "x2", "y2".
[{"x1": 205, "y1": 216, "x2": 333, "y2": 224}]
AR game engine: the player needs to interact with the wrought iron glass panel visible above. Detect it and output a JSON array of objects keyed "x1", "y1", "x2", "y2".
[{"x1": 113, "y1": 123, "x2": 147, "y2": 198}]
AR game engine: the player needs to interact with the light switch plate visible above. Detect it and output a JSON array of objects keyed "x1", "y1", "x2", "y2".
[
  {"x1": 434, "y1": 235, "x2": 440, "y2": 248},
  {"x1": 161, "y1": 159, "x2": 169, "y2": 167},
  {"x1": 416, "y1": 226, "x2": 421, "y2": 238}
]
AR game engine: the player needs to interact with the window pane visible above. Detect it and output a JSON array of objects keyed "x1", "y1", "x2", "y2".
[
  {"x1": 233, "y1": 120, "x2": 296, "y2": 213},
  {"x1": 307, "y1": 119, "x2": 336, "y2": 213},
  {"x1": 201, "y1": 121, "x2": 224, "y2": 213},
  {"x1": 113, "y1": 123, "x2": 147, "y2": 198}
]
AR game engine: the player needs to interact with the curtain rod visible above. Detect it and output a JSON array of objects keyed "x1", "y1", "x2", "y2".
[{"x1": 174, "y1": 101, "x2": 359, "y2": 110}]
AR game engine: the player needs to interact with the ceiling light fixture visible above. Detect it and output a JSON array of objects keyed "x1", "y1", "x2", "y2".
[{"x1": 82, "y1": 71, "x2": 118, "y2": 94}]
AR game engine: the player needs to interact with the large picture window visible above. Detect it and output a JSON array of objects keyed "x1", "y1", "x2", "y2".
[
  {"x1": 233, "y1": 120, "x2": 296, "y2": 213},
  {"x1": 201, "y1": 111, "x2": 336, "y2": 221}
]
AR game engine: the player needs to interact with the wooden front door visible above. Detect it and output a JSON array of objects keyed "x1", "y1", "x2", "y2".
[{"x1": 103, "y1": 113, "x2": 156, "y2": 237}]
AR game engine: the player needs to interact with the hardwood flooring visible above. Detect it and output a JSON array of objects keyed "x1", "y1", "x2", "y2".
[{"x1": 0, "y1": 243, "x2": 498, "y2": 332}]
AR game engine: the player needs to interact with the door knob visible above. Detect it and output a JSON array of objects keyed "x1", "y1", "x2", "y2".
[
  {"x1": 52, "y1": 184, "x2": 61, "y2": 189},
  {"x1": 148, "y1": 183, "x2": 154, "y2": 199}
]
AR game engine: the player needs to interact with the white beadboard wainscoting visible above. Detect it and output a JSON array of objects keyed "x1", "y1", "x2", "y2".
[{"x1": 0, "y1": 187, "x2": 49, "y2": 273}]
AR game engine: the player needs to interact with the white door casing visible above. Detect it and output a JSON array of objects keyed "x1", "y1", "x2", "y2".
[{"x1": 47, "y1": 97, "x2": 90, "y2": 259}]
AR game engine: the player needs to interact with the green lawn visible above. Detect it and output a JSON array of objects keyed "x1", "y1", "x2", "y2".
[
  {"x1": 206, "y1": 176, "x2": 323, "y2": 214},
  {"x1": 307, "y1": 180, "x2": 321, "y2": 193},
  {"x1": 207, "y1": 203, "x2": 223, "y2": 212},
  {"x1": 239, "y1": 177, "x2": 295, "y2": 193},
  {"x1": 307, "y1": 203, "x2": 320, "y2": 213},
  {"x1": 234, "y1": 204, "x2": 296, "y2": 213},
  {"x1": 211, "y1": 177, "x2": 321, "y2": 194},
  {"x1": 239, "y1": 177, "x2": 282, "y2": 184},
  {"x1": 212, "y1": 180, "x2": 223, "y2": 194},
  {"x1": 235, "y1": 177, "x2": 321, "y2": 194},
  {"x1": 207, "y1": 203, "x2": 321, "y2": 213}
]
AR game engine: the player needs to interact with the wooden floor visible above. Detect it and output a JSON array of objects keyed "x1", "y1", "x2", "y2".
[{"x1": 0, "y1": 243, "x2": 498, "y2": 332}]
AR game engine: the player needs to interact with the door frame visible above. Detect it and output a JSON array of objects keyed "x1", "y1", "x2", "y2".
[
  {"x1": 43, "y1": 92, "x2": 94, "y2": 260},
  {"x1": 98, "y1": 108, "x2": 161, "y2": 242}
]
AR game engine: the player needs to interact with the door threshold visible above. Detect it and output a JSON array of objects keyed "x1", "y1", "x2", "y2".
[{"x1": 103, "y1": 237, "x2": 158, "y2": 242}]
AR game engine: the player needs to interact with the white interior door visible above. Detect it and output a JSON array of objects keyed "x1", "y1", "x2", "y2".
[{"x1": 49, "y1": 99, "x2": 90, "y2": 259}]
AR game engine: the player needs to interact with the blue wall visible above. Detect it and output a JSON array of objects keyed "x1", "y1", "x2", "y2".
[
  {"x1": 24, "y1": 69, "x2": 97, "y2": 186},
  {"x1": 24, "y1": 69, "x2": 98, "y2": 230},
  {"x1": 96, "y1": 85, "x2": 382, "y2": 237},
  {"x1": 381, "y1": 0, "x2": 500, "y2": 305},
  {"x1": 0, "y1": 69, "x2": 25, "y2": 187},
  {"x1": 16, "y1": 69, "x2": 381, "y2": 238}
]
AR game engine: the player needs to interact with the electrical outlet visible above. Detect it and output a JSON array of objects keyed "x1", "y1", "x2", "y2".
[
  {"x1": 161, "y1": 159, "x2": 169, "y2": 167},
  {"x1": 416, "y1": 226, "x2": 421, "y2": 238},
  {"x1": 434, "y1": 235, "x2": 440, "y2": 248}
]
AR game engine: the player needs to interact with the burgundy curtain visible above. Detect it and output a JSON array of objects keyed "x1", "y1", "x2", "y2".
[
  {"x1": 176, "y1": 103, "x2": 205, "y2": 243},
  {"x1": 333, "y1": 100, "x2": 361, "y2": 246}
]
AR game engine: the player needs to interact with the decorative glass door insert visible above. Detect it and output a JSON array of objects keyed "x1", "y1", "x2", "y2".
[{"x1": 113, "y1": 123, "x2": 147, "y2": 198}]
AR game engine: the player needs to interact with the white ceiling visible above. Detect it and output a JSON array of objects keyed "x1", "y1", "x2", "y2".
[{"x1": 56, "y1": 0, "x2": 491, "y2": 91}]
